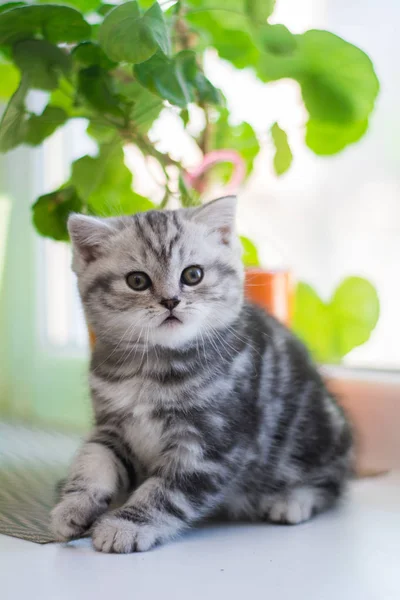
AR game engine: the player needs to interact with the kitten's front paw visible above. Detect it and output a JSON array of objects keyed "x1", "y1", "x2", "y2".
[
  {"x1": 92, "y1": 515, "x2": 158, "y2": 553},
  {"x1": 51, "y1": 493, "x2": 107, "y2": 541}
]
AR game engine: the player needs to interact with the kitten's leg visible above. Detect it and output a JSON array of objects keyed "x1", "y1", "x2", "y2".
[
  {"x1": 51, "y1": 427, "x2": 135, "y2": 541},
  {"x1": 261, "y1": 485, "x2": 338, "y2": 525},
  {"x1": 92, "y1": 471, "x2": 224, "y2": 553}
]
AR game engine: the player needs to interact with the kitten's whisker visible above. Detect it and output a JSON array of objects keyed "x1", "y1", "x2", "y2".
[{"x1": 204, "y1": 329, "x2": 226, "y2": 364}]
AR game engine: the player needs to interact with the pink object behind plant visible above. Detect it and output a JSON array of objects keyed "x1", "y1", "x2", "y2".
[{"x1": 184, "y1": 149, "x2": 246, "y2": 194}]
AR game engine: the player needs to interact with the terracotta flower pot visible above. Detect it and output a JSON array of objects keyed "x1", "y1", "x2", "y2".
[{"x1": 244, "y1": 268, "x2": 294, "y2": 326}]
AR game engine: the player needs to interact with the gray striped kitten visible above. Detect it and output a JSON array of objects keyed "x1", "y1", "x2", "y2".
[{"x1": 51, "y1": 196, "x2": 352, "y2": 553}]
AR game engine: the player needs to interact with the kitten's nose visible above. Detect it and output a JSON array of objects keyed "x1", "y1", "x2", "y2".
[{"x1": 160, "y1": 297, "x2": 181, "y2": 311}]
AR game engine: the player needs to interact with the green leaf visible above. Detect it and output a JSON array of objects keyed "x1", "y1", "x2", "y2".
[
  {"x1": 193, "y1": 12, "x2": 259, "y2": 69},
  {"x1": 0, "y1": 3, "x2": 26, "y2": 15},
  {"x1": 210, "y1": 108, "x2": 260, "y2": 180},
  {"x1": 134, "y1": 51, "x2": 191, "y2": 108},
  {"x1": 255, "y1": 24, "x2": 297, "y2": 56},
  {"x1": 293, "y1": 278, "x2": 380, "y2": 364},
  {"x1": 72, "y1": 41, "x2": 116, "y2": 70},
  {"x1": 331, "y1": 277, "x2": 380, "y2": 357},
  {"x1": 305, "y1": 119, "x2": 368, "y2": 155},
  {"x1": 50, "y1": 78, "x2": 87, "y2": 117},
  {"x1": 258, "y1": 30, "x2": 379, "y2": 127},
  {"x1": 270, "y1": 122, "x2": 293, "y2": 175},
  {"x1": 0, "y1": 61, "x2": 20, "y2": 99},
  {"x1": 178, "y1": 174, "x2": 200, "y2": 207},
  {"x1": 38, "y1": 0, "x2": 102, "y2": 14},
  {"x1": 187, "y1": 8, "x2": 259, "y2": 70},
  {"x1": 13, "y1": 39, "x2": 71, "y2": 91},
  {"x1": 96, "y1": 4, "x2": 114, "y2": 17},
  {"x1": 77, "y1": 66, "x2": 123, "y2": 118},
  {"x1": 180, "y1": 108, "x2": 189, "y2": 127},
  {"x1": 0, "y1": 75, "x2": 29, "y2": 152},
  {"x1": 0, "y1": 5, "x2": 91, "y2": 45},
  {"x1": 299, "y1": 31, "x2": 379, "y2": 124},
  {"x1": 240, "y1": 236, "x2": 260, "y2": 267},
  {"x1": 114, "y1": 80, "x2": 163, "y2": 133},
  {"x1": 293, "y1": 283, "x2": 334, "y2": 364},
  {"x1": 24, "y1": 105, "x2": 67, "y2": 146},
  {"x1": 142, "y1": 2, "x2": 171, "y2": 57},
  {"x1": 98, "y1": 1, "x2": 170, "y2": 64},
  {"x1": 87, "y1": 120, "x2": 116, "y2": 143},
  {"x1": 32, "y1": 185, "x2": 83, "y2": 241},
  {"x1": 176, "y1": 50, "x2": 222, "y2": 105},
  {"x1": 71, "y1": 142, "x2": 154, "y2": 215},
  {"x1": 245, "y1": 0, "x2": 275, "y2": 23}
]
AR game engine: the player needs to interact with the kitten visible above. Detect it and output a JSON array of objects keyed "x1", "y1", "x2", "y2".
[{"x1": 51, "y1": 196, "x2": 352, "y2": 553}]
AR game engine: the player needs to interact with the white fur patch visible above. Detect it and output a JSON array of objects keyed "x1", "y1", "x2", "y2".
[{"x1": 266, "y1": 487, "x2": 321, "y2": 524}]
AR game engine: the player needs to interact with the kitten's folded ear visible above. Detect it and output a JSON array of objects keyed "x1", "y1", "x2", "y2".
[
  {"x1": 68, "y1": 214, "x2": 118, "y2": 266},
  {"x1": 190, "y1": 195, "x2": 237, "y2": 245}
]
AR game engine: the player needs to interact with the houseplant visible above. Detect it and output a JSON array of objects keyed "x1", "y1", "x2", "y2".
[{"x1": 0, "y1": 0, "x2": 380, "y2": 360}]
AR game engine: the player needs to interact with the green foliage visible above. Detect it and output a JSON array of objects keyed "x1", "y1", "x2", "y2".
[
  {"x1": 72, "y1": 41, "x2": 116, "y2": 70},
  {"x1": 0, "y1": 76, "x2": 29, "y2": 151},
  {"x1": 240, "y1": 236, "x2": 260, "y2": 267},
  {"x1": 13, "y1": 39, "x2": 71, "y2": 90},
  {"x1": 210, "y1": 108, "x2": 260, "y2": 180},
  {"x1": 0, "y1": 62, "x2": 20, "y2": 99},
  {"x1": 38, "y1": 0, "x2": 102, "y2": 13},
  {"x1": 255, "y1": 24, "x2": 296, "y2": 56},
  {"x1": 305, "y1": 119, "x2": 369, "y2": 155},
  {"x1": 298, "y1": 31, "x2": 379, "y2": 125},
  {"x1": 135, "y1": 51, "x2": 191, "y2": 108},
  {"x1": 0, "y1": 2, "x2": 379, "y2": 263},
  {"x1": 25, "y1": 106, "x2": 67, "y2": 146},
  {"x1": 98, "y1": 1, "x2": 170, "y2": 64},
  {"x1": 187, "y1": 10, "x2": 259, "y2": 70},
  {"x1": 77, "y1": 66, "x2": 123, "y2": 118},
  {"x1": 134, "y1": 49, "x2": 221, "y2": 109},
  {"x1": 245, "y1": 0, "x2": 276, "y2": 23},
  {"x1": 32, "y1": 186, "x2": 83, "y2": 241},
  {"x1": 293, "y1": 278, "x2": 380, "y2": 364},
  {"x1": 70, "y1": 142, "x2": 154, "y2": 215},
  {"x1": 115, "y1": 80, "x2": 163, "y2": 133},
  {"x1": 270, "y1": 122, "x2": 292, "y2": 175},
  {"x1": 176, "y1": 50, "x2": 222, "y2": 105},
  {"x1": 0, "y1": 3, "x2": 26, "y2": 15},
  {"x1": 0, "y1": 4, "x2": 91, "y2": 45}
]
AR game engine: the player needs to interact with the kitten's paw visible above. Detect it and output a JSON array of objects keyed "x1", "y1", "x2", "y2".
[
  {"x1": 92, "y1": 515, "x2": 158, "y2": 553},
  {"x1": 267, "y1": 487, "x2": 318, "y2": 525},
  {"x1": 51, "y1": 493, "x2": 107, "y2": 541}
]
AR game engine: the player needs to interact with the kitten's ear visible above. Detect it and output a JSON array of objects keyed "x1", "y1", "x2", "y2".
[
  {"x1": 191, "y1": 196, "x2": 237, "y2": 244},
  {"x1": 68, "y1": 214, "x2": 117, "y2": 266}
]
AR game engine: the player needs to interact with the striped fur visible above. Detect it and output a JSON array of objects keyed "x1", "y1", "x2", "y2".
[{"x1": 51, "y1": 196, "x2": 353, "y2": 552}]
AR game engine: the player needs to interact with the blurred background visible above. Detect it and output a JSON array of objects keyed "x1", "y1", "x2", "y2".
[{"x1": 0, "y1": 0, "x2": 399, "y2": 431}]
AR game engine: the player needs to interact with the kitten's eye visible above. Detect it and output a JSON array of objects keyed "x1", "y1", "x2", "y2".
[
  {"x1": 126, "y1": 271, "x2": 151, "y2": 291},
  {"x1": 181, "y1": 266, "x2": 204, "y2": 286}
]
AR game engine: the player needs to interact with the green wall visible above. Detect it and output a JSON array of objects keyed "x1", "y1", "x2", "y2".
[{"x1": 0, "y1": 146, "x2": 91, "y2": 432}]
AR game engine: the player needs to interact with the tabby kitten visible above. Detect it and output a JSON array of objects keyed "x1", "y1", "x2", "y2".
[{"x1": 51, "y1": 196, "x2": 352, "y2": 553}]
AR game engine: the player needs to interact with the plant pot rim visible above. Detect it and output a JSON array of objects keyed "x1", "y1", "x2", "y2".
[{"x1": 245, "y1": 267, "x2": 291, "y2": 274}]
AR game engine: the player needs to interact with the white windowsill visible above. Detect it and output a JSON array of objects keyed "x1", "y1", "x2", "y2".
[{"x1": 1, "y1": 471, "x2": 400, "y2": 600}]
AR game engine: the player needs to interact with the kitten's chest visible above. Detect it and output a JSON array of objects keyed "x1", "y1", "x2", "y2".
[{"x1": 122, "y1": 403, "x2": 165, "y2": 468}]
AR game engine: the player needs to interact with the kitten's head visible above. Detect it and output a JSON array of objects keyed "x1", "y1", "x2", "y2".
[{"x1": 68, "y1": 196, "x2": 244, "y2": 349}]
